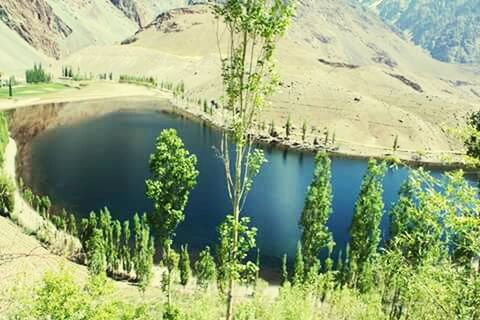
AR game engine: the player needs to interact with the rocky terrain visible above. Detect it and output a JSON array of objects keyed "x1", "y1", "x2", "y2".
[
  {"x1": 0, "y1": 0, "x2": 71, "y2": 59},
  {"x1": 357, "y1": 0, "x2": 480, "y2": 64},
  {"x1": 110, "y1": 0, "x2": 189, "y2": 27}
]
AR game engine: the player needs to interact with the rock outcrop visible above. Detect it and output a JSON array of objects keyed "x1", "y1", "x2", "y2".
[{"x1": 0, "y1": 0, "x2": 71, "y2": 59}]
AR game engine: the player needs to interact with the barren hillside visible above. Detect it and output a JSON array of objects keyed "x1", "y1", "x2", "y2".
[
  {"x1": 62, "y1": 1, "x2": 480, "y2": 155},
  {"x1": 0, "y1": 0, "x2": 138, "y2": 60}
]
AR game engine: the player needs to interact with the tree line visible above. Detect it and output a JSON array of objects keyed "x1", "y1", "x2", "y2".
[{"x1": 25, "y1": 64, "x2": 51, "y2": 84}]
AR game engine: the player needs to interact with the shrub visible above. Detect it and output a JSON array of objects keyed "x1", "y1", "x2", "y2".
[{"x1": 0, "y1": 174, "x2": 15, "y2": 217}]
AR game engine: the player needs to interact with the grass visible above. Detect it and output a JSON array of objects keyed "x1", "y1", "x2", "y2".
[{"x1": 0, "y1": 83, "x2": 68, "y2": 99}]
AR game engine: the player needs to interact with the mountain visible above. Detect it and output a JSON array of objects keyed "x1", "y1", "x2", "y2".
[
  {"x1": 62, "y1": 1, "x2": 480, "y2": 153},
  {"x1": 357, "y1": 0, "x2": 480, "y2": 64},
  {"x1": 0, "y1": 0, "x2": 138, "y2": 60},
  {"x1": 0, "y1": 0, "x2": 479, "y2": 153},
  {"x1": 109, "y1": 0, "x2": 189, "y2": 27}
]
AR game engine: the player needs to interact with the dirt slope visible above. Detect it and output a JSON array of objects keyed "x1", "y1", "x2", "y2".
[
  {"x1": 62, "y1": 2, "x2": 480, "y2": 156},
  {"x1": 0, "y1": 22, "x2": 52, "y2": 76}
]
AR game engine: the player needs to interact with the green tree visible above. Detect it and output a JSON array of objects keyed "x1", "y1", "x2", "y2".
[
  {"x1": 203, "y1": 99, "x2": 208, "y2": 113},
  {"x1": 162, "y1": 240, "x2": 179, "y2": 307},
  {"x1": 66, "y1": 213, "x2": 77, "y2": 236},
  {"x1": 133, "y1": 213, "x2": 154, "y2": 292},
  {"x1": 8, "y1": 78, "x2": 13, "y2": 97},
  {"x1": 269, "y1": 120, "x2": 276, "y2": 137},
  {"x1": 86, "y1": 228, "x2": 106, "y2": 276},
  {"x1": 348, "y1": 159, "x2": 386, "y2": 292},
  {"x1": 195, "y1": 246, "x2": 216, "y2": 290},
  {"x1": 299, "y1": 152, "x2": 334, "y2": 272},
  {"x1": 292, "y1": 241, "x2": 305, "y2": 286},
  {"x1": 0, "y1": 174, "x2": 15, "y2": 217},
  {"x1": 216, "y1": 215, "x2": 257, "y2": 298},
  {"x1": 281, "y1": 254, "x2": 289, "y2": 286},
  {"x1": 122, "y1": 220, "x2": 132, "y2": 275},
  {"x1": 98, "y1": 208, "x2": 114, "y2": 274},
  {"x1": 79, "y1": 212, "x2": 98, "y2": 254},
  {"x1": 302, "y1": 121, "x2": 307, "y2": 142},
  {"x1": 286, "y1": 115, "x2": 292, "y2": 137},
  {"x1": 146, "y1": 129, "x2": 198, "y2": 248},
  {"x1": 112, "y1": 220, "x2": 122, "y2": 274},
  {"x1": 212, "y1": 2, "x2": 295, "y2": 317},
  {"x1": 179, "y1": 244, "x2": 191, "y2": 287}
]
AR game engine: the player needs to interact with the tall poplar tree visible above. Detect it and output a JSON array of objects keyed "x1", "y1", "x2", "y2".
[
  {"x1": 179, "y1": 244, "x2": 191, "y2": 287},
  {"x1": 292, "y1": 241, "x2": 305, "y2": 286},
  {"x1": 212, "y1": 2, "x2": 295, "y2": 318},
  {"x1": 348, "y1": 159, "x2": 386, "y2": 292},
  {"x1": 134, "y1": 213, "x2": 154, "y2": 292},
  {"x1": 122, "y1": 220, "x2": 132, "y2": 275},
  {"x1": 299, "y1": 152, "x2": 334, "y2": 272},
  {"x1": 195, "y1": 246, "x2": 216, "y2": 290},
  {"x1": 146, "y1": 129, "x2": 198, "y2": 248}
]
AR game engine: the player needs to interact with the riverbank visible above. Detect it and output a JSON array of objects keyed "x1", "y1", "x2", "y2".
[{"x1": 0, "y1": 81, "x2": 471, "y2": 171}]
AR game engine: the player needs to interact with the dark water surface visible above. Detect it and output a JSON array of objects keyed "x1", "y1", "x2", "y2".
[{"x1": 29, "y1": 109, "x2": 444, "y2": 269}]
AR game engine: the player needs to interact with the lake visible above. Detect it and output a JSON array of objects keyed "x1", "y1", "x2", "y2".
[{"x1": 28, "y1": 108, "x2": 444, "y2": 272}]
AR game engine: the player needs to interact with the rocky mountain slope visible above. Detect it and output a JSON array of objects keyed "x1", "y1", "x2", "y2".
[
  {"x1": 63, "y1": 1, "x2": 480, "y2": 154},
  {"x1": 0, "y1": 0, "x2": 71, "y2": 59},
  {"x1": 110, "y1": 0, "x2": 189, "y2": 27},
  {"x1": 0, "y1": 0, "x2": 138, "y2": 60},
  {"x1": 1, "y1": 0, "x2": 479, "y2": 155},
  {"x1": 357, "y1": 0, "x2": 480, "y2": 64}
]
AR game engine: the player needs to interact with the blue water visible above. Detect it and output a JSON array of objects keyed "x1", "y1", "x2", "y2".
[{"x1": 29, "y1": 109, "x2": 443, "y2": 269}]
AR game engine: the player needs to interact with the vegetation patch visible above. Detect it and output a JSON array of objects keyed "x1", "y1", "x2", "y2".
[
  {"x1": 318, "y1": 58, "x2": 360, "y2": 69},
  {"x1": 387, "y1": 73, "x2": 424, "y2": 93},
  {"x1": 0, "y1": 83, "x2": 67, "y2": 99}
]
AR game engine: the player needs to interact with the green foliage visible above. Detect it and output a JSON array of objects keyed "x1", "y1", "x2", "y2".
[
  {"x1": 8, "y1": 77, "x2": 12, "y2": 97},
  {"x1": 179, "y1": 244, "x2": 191, "y2": 287},
  {"x1": 162, "y1": 240, "x2": 180, "y2": 306},
  {"x1": 349, "y1": 160, "x2": 386, "y2": 292},
  {"x1": 285, "y1": 116, "x2": 292, "y2": 137},
  {"x1": 281, "y1": 254, "x2": 289, "y2": 285},
  {"x1": 0, "y1": 111, "x2": 8, "y2": 162},
  {"x1": 119, "y1": 74, "x2": 156, "y2": 87},
  {"x1": 25, "y1": 64, "x2": 51, "y2": 84},
  {"x1": 133, "y1": 213, "x2": 155, "y2": 291},
  {"x1": 122, "y1": 220, "x2": 132, "y2": 274},
  {"x1": 11, "y1": 270, "x2": 157, "y2": 320},
  {"x1": 464, "y1": 110, "x2": 480, "y2": 159},
  {"x1": 302, "y1": 121, "x2": 307, "y2": 142},
  {"x1": 86, "y1": 228, "x2": 106, "y2": 276},
  {"x1": 146, "y1": 129, "x2": 198, "y2": 247},
  {"x1": 300, "y1": 152, "x2": 334, "y2": 271},
  {"x1": 0, "y1": 173, "x2": 15, "y2": 217},
  {"x1": 269, "y1": 120, "x2": 276, "y2": 137},
  {"x1": 213, "y1": 1, "x2": 295, "y2": 317},
  {"x1": 195, "y1": 246, "x2": 217, "y2": 290},
  {"x1": 79, "y1": 210, "x2": 154, "y2": 287},
  {"x1": 292, "y1": 242, "x2": 305, "y2": 286},
  {"x1": 217, "y1": 215, "x2": 257, "y2": 293}
]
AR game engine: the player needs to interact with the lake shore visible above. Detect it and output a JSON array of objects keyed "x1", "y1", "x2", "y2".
[{"x1": 0, "y1": 81, "x2": 471, "y2": 170}]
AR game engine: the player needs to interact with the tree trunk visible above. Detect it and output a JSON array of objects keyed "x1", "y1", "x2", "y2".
[{"x1": 225, "y1": 144, "x2": 243, "y2": 320}]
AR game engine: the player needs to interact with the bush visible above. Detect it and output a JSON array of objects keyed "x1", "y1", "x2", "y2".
[{"x1": 0, "y1": 174, "x2": 15, "y2": 217}]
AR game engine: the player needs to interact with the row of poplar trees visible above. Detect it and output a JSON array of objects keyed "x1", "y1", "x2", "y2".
[{"x1": 78, "y1": 208, "x2": 154, "y2": 290}]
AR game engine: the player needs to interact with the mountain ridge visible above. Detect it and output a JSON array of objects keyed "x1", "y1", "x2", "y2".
[{"x1": 357, "y1": 0, "x2": 480, "y2": 64}]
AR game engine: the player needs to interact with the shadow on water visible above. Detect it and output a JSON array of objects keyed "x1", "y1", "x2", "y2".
[{"x1": 28, "y1": 108, "x2": 448, "y2": 281}]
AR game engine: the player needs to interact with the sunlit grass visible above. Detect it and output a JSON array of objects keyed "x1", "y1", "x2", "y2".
[{"x1": 0, "y1": 83, "x2": 68, "y2": 99}]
